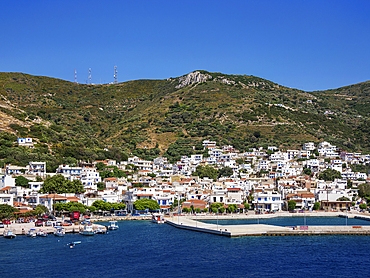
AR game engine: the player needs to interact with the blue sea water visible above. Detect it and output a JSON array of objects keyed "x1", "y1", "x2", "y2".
[{"x1": 1, "y1": 219, "x2": 370, "y2": 278}]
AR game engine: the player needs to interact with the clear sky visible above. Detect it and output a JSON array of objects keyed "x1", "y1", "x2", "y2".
[{"x1": 1, "y1": 0, "x2": 369, "y2": 91}]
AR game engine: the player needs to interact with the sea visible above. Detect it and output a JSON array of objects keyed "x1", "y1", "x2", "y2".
[{"x1": 1, "y1": 218, "x2": 370, "y2": 278}]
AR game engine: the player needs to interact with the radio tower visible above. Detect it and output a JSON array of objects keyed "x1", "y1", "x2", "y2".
[
  {"x1": 114, "y1": 65, "x2": 117, "y2": 84},
  {"x1": 75, "y1": 69, "x2": 77, "y2": 83},
  {"x1": 89, "y1": 68, "x2": 91, "y2": 85}
]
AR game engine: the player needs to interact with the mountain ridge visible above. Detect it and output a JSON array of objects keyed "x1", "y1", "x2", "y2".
[{"x1": 0, "y1": 70, "x2": 369, "y2": 169}]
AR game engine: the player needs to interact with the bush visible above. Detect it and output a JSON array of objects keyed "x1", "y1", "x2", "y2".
[
  {"x1": 313, "y1": 202, "x2": 320, "y2": 210},
  {"x1": 359, "y1": 203, "x2": 367, "y2": 210}
]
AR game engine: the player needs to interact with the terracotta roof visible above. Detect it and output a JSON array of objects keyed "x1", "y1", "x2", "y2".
[
  {"x1": 227, "y1": 188, "x2": 241, "y2": 191},
  {"x1": 39, "y1": 194, "x2": 67, "y2": 200},
  {"x1": 137, "y1": 194, "x2": 153, "y2": 196}
]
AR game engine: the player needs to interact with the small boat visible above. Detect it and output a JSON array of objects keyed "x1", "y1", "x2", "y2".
[
  {"x1": 68, "y1": 241, "x2": 81, "y2": 246},
  {"x1": 3, "y1": 229, "x2": 16, "y2": 239},
  {"x1": 95, "y1": 227, "x2": 107, "y2": 234},
  {"x1": 107, "y1": 221, "x2": 119, "y2": 230},
  {"x1": 26, "y1": 229, "x2": 37, "y2": 238},
  {"x1": 152, "y1": 213, "x2": 165, "y2": 224},
  {"x1": 79, "y1": 223, "x2": 95, "y2": 236},
  {"x1": 54, "y1": 227, "x2": 65, "y2": 237},
  {"x1": 37, "y1": 229, "x2": 48, "y2": 237}
]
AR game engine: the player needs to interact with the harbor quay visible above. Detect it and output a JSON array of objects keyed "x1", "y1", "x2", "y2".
[
  {"x1": 0, "y1": 221, "x2": 106, "y2": 236},
  {"x1": 166, "y1": 211, "x2": 370, "y2": 237}
]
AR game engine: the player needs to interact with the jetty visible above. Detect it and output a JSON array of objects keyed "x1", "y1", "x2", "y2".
[{"x1": 166, "y1": 214, "x2": 370, "y2": 237}]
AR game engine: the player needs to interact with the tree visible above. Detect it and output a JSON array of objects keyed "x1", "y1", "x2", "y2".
[
  {"x1": 97, "y1": 182, "x2": 105, "y2": 191},
  {"x1": 183, "y1": 207, "x2": 190, "y2": 213},
  {"x1": 318, "y1": 169, "x2": 342, "y2": 181},
  {"x1": 288, "y1": 200, "x2": 296, "y2": 211},
  {"x1": 228, "y1": 204, "x2": 237, "y2": 213},
  {"x1": 303, "y1": 167, "x2": 312, "y2": 176},
  {"x1": 133, "y1": 199, "x2": 160, "y2": 211},
  {"x1": 192, "y1": 165, "x2": 218, "y2": 181},
  {"x1": 95, "y1": 162, "x2": 106, "y2": 171},
  {"x1": 195, "y1": 208, "x2": 201, "y2": 213},
  {"x1": 92, "y1": 200, "x2": 114, "y2": 211},
  {"x1": 359, "y1": 203, "x2": 367, "y2": 210},
  {"x1": 40, "y1": 174, "x2": 84, "y2": 194},
  {"x1": 218, "y1": 167, "x2": 233, "y2": 178},
  {"x1": 313, "y1": 202, "x2": 320, "y2": 210},
  {"x1": 34, "y1": 204, "x2": 49, "y2": 215},
  {"x1": 0, "y1": 204, "x2": 19, "y2": 219},
  {"x1": 202, "y1": 208, "x2": 208, "y2": 213},
  {"x1": 15, "y1": 176, "x2": 31, "y2": 188}
]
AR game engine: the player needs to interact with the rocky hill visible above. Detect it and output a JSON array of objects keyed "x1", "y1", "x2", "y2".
[{"x1": 0, "y1": 71, "x2": 369, "y2": 168}]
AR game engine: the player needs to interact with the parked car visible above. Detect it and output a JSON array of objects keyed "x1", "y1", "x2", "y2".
[
  {"x1": 45, "y1": 221, "x2": 53, "y2": 226},
  {"x1": 56, "y1": 221, "x2": 62, "y2": 226},
  {"x1": 61, "y1": 220, "x2": 72, "y2": 226},
  {"x1": 2, "y1": 220, "x2": 11, "y2": 224},
  {"x1": 48, "y1": 215, "x2": 57, "y2": 221},
  {"x1": 35, "y1": 220, "x2": 44, "y2": 227},
  {"x1": 0, "y1": 223, "x2": 4, "y2": 228}
]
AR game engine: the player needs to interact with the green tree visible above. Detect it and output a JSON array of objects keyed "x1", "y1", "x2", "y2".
[
  {"x1": 92, "y1": 200, "x2": 114, "y2": 211},
  {"x1": 95, "y1": 162, "x2": 106, "y2": 171},
  {"x1": 133, "y1": 199, "x2": 160, "y2": 211},
  {"x1": 228, "y1": 204, "x2": 237, "y2": 213},
  {"x1": 218, "y1": 167, "x2": 233, "y2": 178},
  {"x1": 97, "y1": 182, "x2": 105, "y2": 191},
  {"x1": 0, "y1": 204, "x2": 19, "y2": 219},
  {"x1": 359, "y1": 203, "x2": 367, "y2": 210},
  {"x1": 195, "y1": 208, "x2": 201, "y2": 213},
  {"x1": 288, "y1": 200, "x2": 296, "y2": 211},
  {"x1": 318, "y1": 169, "x2": 342, "y2": 181},
  {"x1": 40, "y1": 174, "x2": 84, "y2": 194},
  {"x1": 193, "y1": 165, "x2": 218, "y2": 181},
  {"x1": 303, "y1": 167, "x2": 312, "y2": 176},
  {"x1": 34, "y1": 204, "x2": 49, "y2": 215},
  {"x1": 15, "y1": 176, "x2": 31, "y2": 188},
  {"x1": 313, "y1": 202, "x2": 320, "y2": 210}
]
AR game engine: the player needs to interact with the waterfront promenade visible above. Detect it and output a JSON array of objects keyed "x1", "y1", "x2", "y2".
[{"x1": 166, "y1": 211, "x2": 370, "y2": 237}]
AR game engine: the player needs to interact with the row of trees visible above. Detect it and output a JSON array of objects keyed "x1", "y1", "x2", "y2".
[{"x1": 192, "y1": 165, "x2": 234, "y2": 181}]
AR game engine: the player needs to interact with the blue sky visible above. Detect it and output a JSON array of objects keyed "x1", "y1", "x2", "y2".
[{"x1": 1, "y1": 0, "x2": 369, "y2": 91}]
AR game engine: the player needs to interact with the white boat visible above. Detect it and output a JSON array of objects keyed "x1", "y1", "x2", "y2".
[
  {"x1": 54, "y1": 227, "x2": 65, "y2": 237},
  {"x1": 26, "y1": 229, "x2": 37, "y2": 238},
  {"x1": 152, "y1": 213, "x2": 165, "y2": 224},
  {"x1": 37, "y1": 229, "x2": 48, "y2": 237},
  {"x1": 95, "y1": 227, "x2": 106, "y2": 234},
  {"x1": 3, "y1": 229, "x2": 16, "y2": 239},
  {"x1": 79, "y1": 223, "x2": 95, "y2": 236},
  {"x1": 107, "y1": 221, "x2": 119, "y2": 230}
]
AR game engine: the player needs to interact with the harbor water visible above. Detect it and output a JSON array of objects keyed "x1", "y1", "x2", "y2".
[{"x1": 1, "y1": 219, "x2": 370, "y2": 277}]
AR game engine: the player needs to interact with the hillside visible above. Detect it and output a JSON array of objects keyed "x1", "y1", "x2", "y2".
[{"x1": 0, "y1": 71, "x2": 369, "y2": 168}]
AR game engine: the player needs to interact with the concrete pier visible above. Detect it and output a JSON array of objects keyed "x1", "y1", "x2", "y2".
[{"x1": 166, "y1": 216, "x2": 370, "y2": 237}]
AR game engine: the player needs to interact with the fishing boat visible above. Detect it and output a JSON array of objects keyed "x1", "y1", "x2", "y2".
[
  {"x1": 79, "y1": 223, "x2": 95, "y2": 236},
  {"x1": 152, "y1": 213, "x2": 165, "y2": 224},
  {"x1": 107, "y1": 221, "x2": 119, "y2": 230},
  {"x1": 26, "y1": 229, "x2": 37, "y2": 238},
  {"x1": 37, "y1": 229, "x2": 48, "y2": 237},
  {"x1": 68, "y1": 241, "x2": 81, "y2": 246},
  {"x1": 54, "y1": 227, "x2": 65, "y2": 237},
  {"x1": 3, "y1": 229, "x2": 16, "y2": 239}
]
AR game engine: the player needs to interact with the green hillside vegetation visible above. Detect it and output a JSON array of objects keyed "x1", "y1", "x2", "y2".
[{"x1": 0, "y1": 71, "x2": 369, "y2": 167}]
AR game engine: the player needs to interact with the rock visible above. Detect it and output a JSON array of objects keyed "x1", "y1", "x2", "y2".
[{"x1": 175, "y1": 71, "x2": 212, "y2": 89}]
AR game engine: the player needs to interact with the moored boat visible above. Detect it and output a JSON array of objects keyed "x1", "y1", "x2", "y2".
[
  {"x1": 79, "y1": 223, "x2": 95, "y2": 236},
  {"x1": 26, "y1": 229, "x2": 37, "y2": 238},
  {"x1": 152, "y1": 213, "x2": 165, "y2": 224},
  {"x1": 107, "y1": 221, "x2": 119, "y2": 230},
  {"x1": 54, "y1": 227, "x2": 65, "y2": 237},
  {"x1": 95, "y1": 227, "x2": 106, "y2": 234},
  {"x1": 3, "y1": 229, "x2": 16, "y2": 239},
  {"x1": 37, "y1": 229, "x2": 48, "y2": 237}
]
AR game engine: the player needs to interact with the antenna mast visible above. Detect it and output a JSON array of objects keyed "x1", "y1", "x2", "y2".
[
  {"x1": 89, "y1": 68, "x2": 91, "y2": 85},
  {"x1": 114, "y1": 65, "x2": 117, "y2": 84},
  {"x1": 75, "y1": 69, "x2": 77, "y2": 83}
]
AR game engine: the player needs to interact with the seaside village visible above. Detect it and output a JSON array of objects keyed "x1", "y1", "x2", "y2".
[{"x1": 1, "y1": 139, "x2": 370, "y2": 216}]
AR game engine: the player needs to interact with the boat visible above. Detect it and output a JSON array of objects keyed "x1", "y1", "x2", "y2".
[
  {"x1": 26, "y1": 229, "x2": 37, "y2": 238},
  {"x1": 79, "y1": 223, "x2": 95, "y2": 236},
  {"x1": 54, "y1": 227, "x2": 65, "y2": 237},
  {"x1": 37, "y1": 229, "x2": 48, "y2": 237},
  {"x1": 95, "y1": 227, "x2": 107, "y2": 234},
  {"x1": 152, "y1": 213, "x2": 165, "y2": 224},
  {"x1": 3, "y1": 229, "x2": 16, "y2": 239},
  {"x1": 107, "y1": 221, "x2": 119, "y2": 230},
  {"x1": 68, "y1": 241, "x2": 81, "y2": 246}
]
